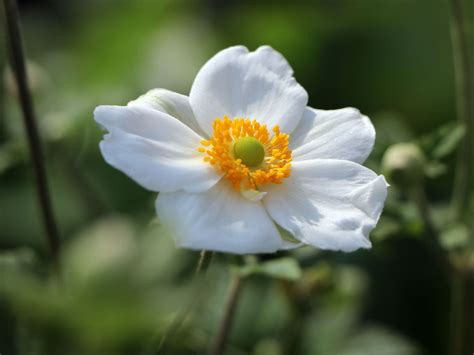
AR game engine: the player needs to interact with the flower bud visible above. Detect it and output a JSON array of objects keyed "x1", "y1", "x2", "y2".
[{"x1": 381, "y1": 143, "x2": 425, "y2": 188}]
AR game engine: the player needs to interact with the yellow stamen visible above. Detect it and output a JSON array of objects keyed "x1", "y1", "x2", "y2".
[{"x1": 197, "y1": 116, "x2": 292, "y2": 190}]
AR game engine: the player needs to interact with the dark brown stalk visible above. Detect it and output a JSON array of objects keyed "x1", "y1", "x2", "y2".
[{"x1": 3, "y1": 0, "x2": 61, "y2": 271}]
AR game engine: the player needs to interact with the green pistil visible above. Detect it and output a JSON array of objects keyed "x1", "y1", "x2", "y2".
[{"x1": 233, "y1": 137, "x2": 265, "y2": 167}]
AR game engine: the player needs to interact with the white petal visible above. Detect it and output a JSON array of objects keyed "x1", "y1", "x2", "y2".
[
  {"x1": 189, "y1": 46, "x2": 308, "y2": 136},
  {"x1": 247, "y1": 45, "x2": 295, "y2": 79},
  {"x1": 291, "y1": 107, "x2": 375, "y2": 164},
  {"x1": 156, "y1": 180, "x2": 283, "y2": 254},
  {"x1": 128, "y1": 89, "x2": 206, "y2": 137},
  {"x1": 94, "y1": 105, "x2": 221, "y2": 193},
  {"x1": 262, "y1": 160, "x2": 388, "y2": 252}
]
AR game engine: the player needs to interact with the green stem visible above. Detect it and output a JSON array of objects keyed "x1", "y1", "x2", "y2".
[
  {"x1": 449, "y1": 0, "x2": 473, "y2": 221},
  {"x1": 0, "y1": 16, "x2": 6, "y2": 142},
  {"x1": 196, "y1": 250, "x2": 213, "y2": 275},
  {"x1": 447, "y1": 1, "x2": 473, "y2": 353},
  {"x1": 210, "y1": 275, "x2": 243, "y2": 355},
  {"x1": 2, "y1": 0, "x2": 61, "y2": 271},
  {"x1": 410, "y1": 187, "x2": 451, "y2": 273},
  {"x1": 157, "y1": 251, "x2": 214, "y2": 351},
  {"x1": 411, "y1": 187, "x2": 439, "y2": 244},
  {"x1": 450, "y1": 263, "x2": 474, "y2": 355}
]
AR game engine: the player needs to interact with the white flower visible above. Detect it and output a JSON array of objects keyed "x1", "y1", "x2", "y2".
[{"x1": 94, "y1": 46, "x2": 388, "y2": 254}]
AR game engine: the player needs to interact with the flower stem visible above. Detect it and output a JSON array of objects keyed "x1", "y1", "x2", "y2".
[
  {"x1": 0, "y1": 31, "x2": 6, "y2": 141},
  {"x1": 196, "y1": 250, "x2": 213, "y2": 274},
  {"x1": 450, "y1": 263, "x2": 474, "y2": 355},
  {"x1": 411, "y1": 187, "x2": 439, "y2": 243},
  {"x1": 409, "y1": 187, "x2": 452, "y2": 273},
  {"x1": 2, "y1": 0, "x2": 61, "y2": 271},
  {"x1": 447, "y1": 2, "x2": 474, "y2": 353},
  {"x1": 449, "y1": 0, "x2": 472, "y2": 221},
  {"x1": 210, "y1": 274, "x2": 243, "y2": 355}
]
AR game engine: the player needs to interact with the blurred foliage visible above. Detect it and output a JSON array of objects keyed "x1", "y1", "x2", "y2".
[{"x1": 1, "y1": 0, "x2": 474, "y2": 354}]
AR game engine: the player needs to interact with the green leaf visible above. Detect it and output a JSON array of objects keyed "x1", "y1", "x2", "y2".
[
  {"x1": 431, "y1": 123, "x2": 465, "y2": 159},
  {"x1": 276, "y1": 224, "x2": 300, "y2": 244},
  {"x1": 259, "y1": 258, "x2": 302, "y2": 280},
  {"x1": 234, "y1": 257, "x2": 302, "y2": 281},
  {"x1": 424, "y1": 161, "x2": 447, "y2": 178},
  {"x1": 440, "y1": 223, "x2": 470, "y2": 250},
  {"x1": 433, "y1": 124, "x2": 466, "y2": 159}
]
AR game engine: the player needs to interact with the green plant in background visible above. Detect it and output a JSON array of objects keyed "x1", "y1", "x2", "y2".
[{"x1": 0, "y1": 0, "x2": 473, "y2": 355}]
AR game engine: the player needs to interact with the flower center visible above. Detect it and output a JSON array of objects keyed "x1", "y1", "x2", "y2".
[
  {"x1": 233, "y1": 136, "x2": 265, "y2": 167},
  {"x1": 197, "y1": 116, "x2": 292, "y2": 191}
]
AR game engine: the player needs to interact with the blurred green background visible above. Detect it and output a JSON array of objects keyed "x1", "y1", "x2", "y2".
[{"x1": 1, "y1": 0, "x2": 473, "y2": 354}]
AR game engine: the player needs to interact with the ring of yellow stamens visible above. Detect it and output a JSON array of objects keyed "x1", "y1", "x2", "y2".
[{"x1": 197, "y1": 116, "x2": 292, "y2": 190}]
